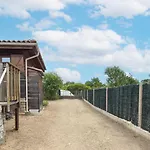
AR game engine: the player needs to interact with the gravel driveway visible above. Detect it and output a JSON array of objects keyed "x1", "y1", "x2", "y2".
[{"x1": 0, "y1": 99, "x2": 150, "y2": 150}]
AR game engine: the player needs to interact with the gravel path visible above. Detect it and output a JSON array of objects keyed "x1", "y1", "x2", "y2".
[{"x1": 0, "y1": 99, "x2": 150, "y2": 150}]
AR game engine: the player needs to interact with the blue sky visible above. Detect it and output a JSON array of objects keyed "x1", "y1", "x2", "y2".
[{"x1": 1, "y1": 0, "x2": 150, "y2": 83}]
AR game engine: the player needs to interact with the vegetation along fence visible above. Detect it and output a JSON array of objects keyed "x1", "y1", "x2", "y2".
[{"x1": 77, "y1": 83, "x2": 150, "y2": 133}]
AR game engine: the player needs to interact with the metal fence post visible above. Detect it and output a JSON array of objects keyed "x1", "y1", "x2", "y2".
[
  {"x1": 106, "y1": 87, "x2": 108, "y2": 112},
  {"x1": 93, "y1": 89, "x2": 95, "y2": 106},
  {"x1": 138, "y1": 83, "x2": 143, "y2": 128}
]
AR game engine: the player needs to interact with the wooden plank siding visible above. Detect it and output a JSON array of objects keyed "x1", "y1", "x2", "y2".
[{"x1": 28, "y1": 69, "x2": 43, "y2": 111}]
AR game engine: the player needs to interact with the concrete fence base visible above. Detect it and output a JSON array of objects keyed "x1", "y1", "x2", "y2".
[
  {"x1": 60, "y1": 96, "x2": 82, "y2": 99},
  {"x1": 84, "y1": 99, "x2": 150, "y2": 141}
]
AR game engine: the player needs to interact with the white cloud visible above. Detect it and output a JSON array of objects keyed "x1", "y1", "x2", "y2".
[
  {"x1": 98, "y1": 22, "x2": 109, "y2": 30},
  {"x1": 0, "y1": 0, "x2": 84, "y2": 19},
  {"x1": 33, "y1": 26, "x2": 150, "y2": 73},
  {"x1": 33, "y1": 26, "x2": 125, "y2": 55},
  {"x1": 69, "y1": 64, "x2": 77, "y2": 67},
  {"x1": 0, "y1": 7, "x2": 30, "y2": 19},
  {"x1": 1, "y1": 0, "x2": 150, "y2": 19},
  {"x1": 54, "y1": 68, "x2": 81, "y2": 82},
  {"x1": 16, "y1": 19, "x2": 55, "y2": 31},
  {"x1": 90, "y1": 0, "x2": 150, "y2": 18},
  {"x1": 49, "y1": 11, "x2": 72, "y2": 22},
  {"x1": 116, "y1": 19, "x2": 132, "y2": 28},
  {"x1": 16, "y1": 22, "x2": 33, "y2": 31},
  {"x1": 34, "y1": 19, "x2": 55, "y2": 30}
]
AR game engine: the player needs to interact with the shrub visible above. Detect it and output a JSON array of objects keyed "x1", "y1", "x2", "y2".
[
  {"x1": 43, "y1": 72, "x2": 63, "y2": 100},
  {"x1": 43, "y1": 100, "x2": 49, "y2": 106}
]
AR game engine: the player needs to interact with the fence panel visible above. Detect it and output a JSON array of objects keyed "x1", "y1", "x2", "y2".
[
  {"x1": 142, "y1": 84, "x2": 150, "y2": 131},
  {"x1": 131, "y1": 85, "x2": 139, "y2": 126},
  {"x1": 82, "y1": 84, "x2": 139, "y2": 130},
  {"x1": 118, "y1": 87, "x2": 123, "y2": 118},
  {"x1": 121, "y1": 86, "x2": 129, "y2": 120},
  {"x1": 126, "y1": 85, "x2": 132, "y2": 121},
  {"x1": 115, "y1": 87, "x2": 120, "y2": 117},
  {"x1": 84, "y1": 90, "x2": 87, "y2": 100},
  {"x1": 88, "y1": 90, "x2": 93, "y2": 104},
  {"x1": 108, "y1": 88, "x2": 114, "y2": 114},
  {"x1": 99, "y1": 88, "x2": 106, "y2": 110},
  {"x1": 119, "y1": 85, "x2": 132, "y2": 121},
  {"x1": 94, "y1": 89, "x2": 101, "y2": 108}
]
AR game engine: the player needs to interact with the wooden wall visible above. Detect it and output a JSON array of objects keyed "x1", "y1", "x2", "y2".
[
  {"x1": 11, "y1": 54, "x2": 24, "y2": 72},
  {"x1": 0, "y1": 53, "x2": 44, "y2": 111},
  {"x1": 28, "y1": 69, "x2": 43, "y2": 111}
]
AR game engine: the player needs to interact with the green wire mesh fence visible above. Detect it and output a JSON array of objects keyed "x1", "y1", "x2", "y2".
[{"x1": 78, "y1": 83, "x2": 150, "y2": 133}]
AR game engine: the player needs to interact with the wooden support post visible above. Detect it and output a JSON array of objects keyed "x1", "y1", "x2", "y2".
[
  {"x1": 17, "y1": 70, "x2": 20, "y2": 102},
  {"x1": 6, "y1": 63, "x2": 10, "y2": 112},
  {"x1": 10, "y1": 65, "x2": 13, "y2": 101},
  {"x1": 15, "y1": 105, "x2": 19, "y2": 130},
  {"x1": 93, "y1": 89, "x2": 95, "y2": 106},
  {"x1": 16, "y1": 70, "x2": 18, "y2": 101},
  {"x1": 16, "y1": 69, "x2": 18, "y2": 100},
  {"x1": 14, "y1": 67, "x2": 16, "y2": 100},
  {"x1": 106, "y1": 88, "x2": 108, "y2": 112},
  {"x1": 138, "y1": 83, "x2": 143, "y2": 128}
]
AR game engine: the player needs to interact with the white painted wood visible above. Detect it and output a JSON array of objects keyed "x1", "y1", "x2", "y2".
[{"x1": 0, "y1": 68, "x2": 6, "y2": 85}]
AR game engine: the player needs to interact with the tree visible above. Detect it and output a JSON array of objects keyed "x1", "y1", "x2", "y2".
[
  {"x1": 67, "y1": 83, "x2": 91, "y2": 94},
  {"x1": 85, "y1": 77, "x2": 103, "y2": 88},
  {"x1": 62, "y1": 82, "x2": 75, "y2": 90},
  {"x1": 105, "y1": 66, "x2": 139, "y2": 87},
  {"x1": 91, "y1": 77, "x2": 103, "y2": 88},
  {"x1": 125, "y1": 76, "x2": 139, "y2": 85},
  {"x1": 141, "y1": 79, "x2": 150, "y2": 84},
  {"x1": 85, "y1": 81, "x2": 93, "y2": 87},
  {"x1": 43, "y1": 72, "x2": 63, "y2": 100}
]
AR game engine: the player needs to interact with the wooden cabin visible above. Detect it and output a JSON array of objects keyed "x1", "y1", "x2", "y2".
[{"x1": 0, "y1": 40, "x2": 46, "y2": 112}]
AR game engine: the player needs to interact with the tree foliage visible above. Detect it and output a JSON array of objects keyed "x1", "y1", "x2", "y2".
[
  {"x1": 105, "y1": 66, "x2": 139, "y2": 87},
  {"x1": 141, "y1": 79, "x2": 150, "y2": 84},
  {"x1": 66, "y1": 83, "x2": 91, "y2": 94},
  {"x1": 43, "y1": 72, "x2": 63, "y2": 100},
  {"x1": 85, "y1": 77, "x2": 104, "y2": 88}
]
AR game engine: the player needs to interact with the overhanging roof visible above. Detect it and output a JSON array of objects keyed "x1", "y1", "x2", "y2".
[{"x1": 0, "y1": 40, "x2": 46, "y2": 71}]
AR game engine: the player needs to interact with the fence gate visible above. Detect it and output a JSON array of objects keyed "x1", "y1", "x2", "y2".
[{"x1": 28, "y1": 81, "x2": 40, "y2": 110}]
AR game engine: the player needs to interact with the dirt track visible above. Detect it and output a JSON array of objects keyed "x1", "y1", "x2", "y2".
[{"x1": 0, "y1": 99, "x2": 150, "y2": 150}]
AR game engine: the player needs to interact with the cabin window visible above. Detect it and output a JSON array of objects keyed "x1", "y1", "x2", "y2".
[{"x1": 2, "y1": 57, "x2": 10, "y2": 63}]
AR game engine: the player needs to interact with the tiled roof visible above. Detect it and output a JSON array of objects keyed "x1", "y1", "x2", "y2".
[{"x1": 0, "y1": 40, "x2": 37, "y2": 43}]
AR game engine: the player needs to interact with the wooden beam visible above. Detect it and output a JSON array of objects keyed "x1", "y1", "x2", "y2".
[
  {"x1": 6, "y1": 63, "x2": 10, "y2": 112},
  {"x1": 10, "y1": 65, "x2": 13, "y2": 100},
  {"x1": 18, "y1": 71, "x2": 20, "y2": 102}
]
